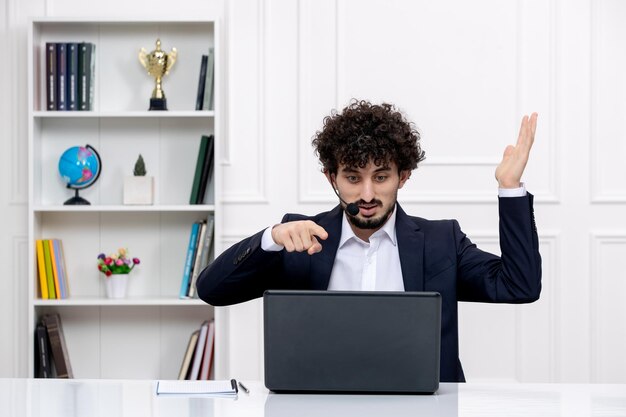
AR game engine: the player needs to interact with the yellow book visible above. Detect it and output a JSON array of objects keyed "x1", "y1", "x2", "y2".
[
  {"x1": 42, "y1": 239, "x2": 56, "y2": 299},
  {"x1": 35, "y1": 240, "x2": 49, "y2": 299},
  {"x1": 48, "y1": 239, "x2": 62, "y2": 299}
]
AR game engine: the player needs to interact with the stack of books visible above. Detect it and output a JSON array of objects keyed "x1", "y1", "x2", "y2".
[
  {"x1": 195, "y1": 48, "x2": 215, "y2": 111},
  {"x1": 179, "y1": 217, "x2": 215, "y2": 299},
  {"x1": 45, "y1": 42, "x2": 95, "y2": 111},
  {"x1": 35, "y1": 239, "x2": 70, "y2": 299},
  {"x1": 178, "y1": 320, "x2": 215, "y2": 380},
  {"x1": 35, "y1": 314, "x2": 73, "y2": 378},
  {"x1": 190, "y1": 134, "x2": 215, "y2": 205}
]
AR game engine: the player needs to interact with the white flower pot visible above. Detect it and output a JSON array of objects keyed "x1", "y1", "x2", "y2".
[
  {"x1": 123, "y1": 176, "x2": 154, "y2": 205},
  {"x1": 105, "y1": 274, "x2": 129, "y2": 298}
]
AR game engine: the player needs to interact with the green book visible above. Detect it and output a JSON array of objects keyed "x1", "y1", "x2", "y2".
[
  {"x1": 202, "y1": 48, "x2": 214, "y2": 111},
  {"x1": 42, "y1": 239, "x2": 57, "y2": 299},
  {"x1": 190, "y1": 135, "x2": 209, "y2": 204}
]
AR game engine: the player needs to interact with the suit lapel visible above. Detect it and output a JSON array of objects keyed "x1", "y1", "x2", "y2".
[
  {"x1": 395, "y1": 204, "x2": 425, "y2": 291},
  {"x1": 310, "y1": 205, "x2": 343, "y2": 290}
]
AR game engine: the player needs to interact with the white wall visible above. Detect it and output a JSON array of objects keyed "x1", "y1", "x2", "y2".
[{"x1": 3, "y1": 0, "x2": 626, "y2": 383}]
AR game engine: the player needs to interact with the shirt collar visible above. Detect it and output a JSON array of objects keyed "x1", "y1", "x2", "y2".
[{"x1": 339, "y1": 204, "x2": 398, "y2": 248}]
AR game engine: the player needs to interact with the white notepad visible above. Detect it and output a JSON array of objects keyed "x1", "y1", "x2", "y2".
[{"x1": 156, "y1": 379, "x2": 238, "y2": 397}]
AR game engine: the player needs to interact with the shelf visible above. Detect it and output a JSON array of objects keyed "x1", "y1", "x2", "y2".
[
  {"x1": 33, "y1": 111, "x2": 214, "y2": 118},
  {"x1": 32, "y1": 17, "x2": 215, "y2": 24},
  {"x1": 34, "y1": 297, "x2": 209, "y2": 307},
  {"x1": 33, "y1": 205, "x2": 215, "y2": 213},
  {"x1": 28, "y1": 17, "x2": 222, "y2": 380}
]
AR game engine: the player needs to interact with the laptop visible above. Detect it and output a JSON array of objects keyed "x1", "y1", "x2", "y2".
[{"x1": 263, "y1": 290, "x2": 441, "y2": 394}]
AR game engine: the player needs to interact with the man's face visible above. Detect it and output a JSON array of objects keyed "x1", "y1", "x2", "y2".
[{"x1": 331, "y1": 160, "x2": 410, "y2": 233}]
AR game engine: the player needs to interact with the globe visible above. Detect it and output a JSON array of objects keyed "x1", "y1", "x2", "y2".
[{"x1": 58, "y1": 144, "x2": 102, "y2": 205}]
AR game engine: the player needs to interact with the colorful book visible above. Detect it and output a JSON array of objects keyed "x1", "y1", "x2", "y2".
[
  {"x1": 178, "y1": 330, "x2": 199, "y2": 380},
  {"x1": 179, "y1": 222, "x2": 200, "y2": 298},
  {"x1": 185, "y1": 221, "x2": 204, "y2": 296},
  {"x1": 35, "y1": 240, "x2": 49, "y2": 299},
  {"x1": 189, "y1": 321, "x2": 209, "y2": 380},
  {"x1": 199, "y1": 320, "x2": 215, "y2": 380},
  {"x1": 48, "y1": 239, "x2": 62, "y2": 299},
  {"x1": 45, "y1": 43, "x2": 57, "y2": 110},
  {"x1": 52, "y1": 239, "x2": 67, "y2": 299},
  {"x1": 195, "y1": 55, "x2": 208, "y2": 110},
  {"x1": 42, "y1": 314, "x2": 73, "y2": 378},
  {"x1": 56, "y1": 43, "x2": 67, "y2": 110},
  {"x1": 188, "y1": 216, "x2": 214, "y2": 298},
  {"x1": 190, "y1": 135, "x2": 209, "y2": 204},
  {"x1": 66, "y1": 43, "x2": 79, "y2": 111},
  {"x1": 196, "y1": 135, "x2": 214, "y2": 204},
  {"x1": 202, "y1": 216, "x2": 215, "y2": 266},
  {"x1": 202, "y1": 48, "x2": 215, "y2": 111},
  {"x1": 57, "y1": 239, "x2": 70, "y2": 297},
  {"x1": 42, "y1": 239, "x2": 56, "y2": 299},
  {"x1": 187, "y1": 221, "x2": 207, "y2": 297}
]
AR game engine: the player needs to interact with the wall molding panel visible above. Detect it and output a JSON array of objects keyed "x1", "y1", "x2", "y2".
[
  {"x1": 590, "y1": 233, "x2": 626, "y2": 382},
  {"x1": 590, "y1": 0, "x2": 626, "y2": 203},
  {"x1": 461, "y1": 232, "x2": 559, "y2": 382},
  {"x1": 13, "y1": 236, "x2": 28, "y2": 377},
  {"x1": 297, "y1": 0, "x2": 559, "y2": 205},
  {"x1": 222, "y1": 0, "x2": 268, "y2": 204}
]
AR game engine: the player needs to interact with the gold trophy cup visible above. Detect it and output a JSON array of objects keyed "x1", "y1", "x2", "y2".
[{"x1": 139, "y1": 39, "x2": 177, "y2": 110}]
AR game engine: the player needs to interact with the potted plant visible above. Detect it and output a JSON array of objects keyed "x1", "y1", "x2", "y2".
[
  {"x1": 123, "y1": 154, "x2": 154, "y2": 204},
  {"x1": 97, "y1": 248, "x2": 141, "y2": 298}
]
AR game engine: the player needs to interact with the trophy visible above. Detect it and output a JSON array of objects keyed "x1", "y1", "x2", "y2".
[{"x1": 139, "y1": 39, "x2": 177, "y2": 110}]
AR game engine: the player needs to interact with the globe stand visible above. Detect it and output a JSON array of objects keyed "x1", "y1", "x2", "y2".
[{"x1": 64, "y1": 189, "x2": 91, "y2": 205}]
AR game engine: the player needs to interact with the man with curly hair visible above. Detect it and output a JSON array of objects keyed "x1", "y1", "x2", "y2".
[{"x1": 197, "y1": 100, "x2": 541, "y2": 382}]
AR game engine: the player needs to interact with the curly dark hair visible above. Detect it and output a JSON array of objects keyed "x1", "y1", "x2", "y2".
[{"x1": 312, "y1": 100, "x2": 425, "y2": 174}]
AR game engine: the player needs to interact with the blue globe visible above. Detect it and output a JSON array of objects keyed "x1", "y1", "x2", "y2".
[{"x1": 58, "y1": 145, "x2": 102, "y2": 205}]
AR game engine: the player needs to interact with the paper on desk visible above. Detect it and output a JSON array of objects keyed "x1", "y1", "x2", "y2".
[{"x1": 156, "y1": 379, "x2": 238, "y2": 397}]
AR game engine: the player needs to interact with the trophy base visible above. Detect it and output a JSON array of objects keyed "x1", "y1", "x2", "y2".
[{"x1": 149, "y1": 98, "x2": 168, "y2": 111}]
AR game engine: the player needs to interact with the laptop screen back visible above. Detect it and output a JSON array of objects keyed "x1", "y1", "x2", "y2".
[{"x1": 263, "y1": 290, "x2": 441, "y2": 394}]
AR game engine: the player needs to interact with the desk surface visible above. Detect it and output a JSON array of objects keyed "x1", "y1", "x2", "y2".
[{"x1": 1, "y1": 379, "x2": 626, "y2": 417}]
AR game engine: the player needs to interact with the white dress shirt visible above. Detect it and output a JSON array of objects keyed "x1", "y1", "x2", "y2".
[
  {"x1": 327, "y1": 206, "x2": 404, "y2": 291},
  {"x1": 260, "y1": 184, "x2": 526, "y2": 291}
]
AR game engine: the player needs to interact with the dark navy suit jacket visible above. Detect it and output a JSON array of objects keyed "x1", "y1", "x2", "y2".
[{"x1": 197, "y1": 195, "x2": 542, "y2": 382}]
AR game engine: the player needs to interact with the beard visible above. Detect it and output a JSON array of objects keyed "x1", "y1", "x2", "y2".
[{"x1": 345, "y1": 197, "x2": 396, "y2": 230}]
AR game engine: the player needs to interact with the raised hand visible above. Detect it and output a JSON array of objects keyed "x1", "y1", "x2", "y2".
[
  {"x1": 271, "y1": 220, "x2": 329, "y2": 255},
  {"x1": 495, "y1": 113, "x2": 538, "y2": 188}
]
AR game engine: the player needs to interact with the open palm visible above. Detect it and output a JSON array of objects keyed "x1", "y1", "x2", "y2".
[{"x1": 495, "y1": 113, "x2": 538, "y2": 188}]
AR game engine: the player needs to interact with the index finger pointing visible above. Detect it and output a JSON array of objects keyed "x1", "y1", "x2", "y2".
[{"x1": 309, "y1": 223, "x2": 329, "y2": 241}]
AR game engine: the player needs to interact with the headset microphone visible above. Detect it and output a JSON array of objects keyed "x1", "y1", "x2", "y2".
[{"x1": 331, "y1": 186, "x2": 360, "y2": 216}]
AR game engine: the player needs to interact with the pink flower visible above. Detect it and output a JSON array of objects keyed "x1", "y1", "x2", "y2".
[
  {"x1": 115, "y1": 259, "x2": 124, "y2": 266},
  {"x1": 133, "y1": 258, "x2": 140, "y2": 265},
  {"x1": 105, "y1": 257, "x2": 113, "y2": 265}
]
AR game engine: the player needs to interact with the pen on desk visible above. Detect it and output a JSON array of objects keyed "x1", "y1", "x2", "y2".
[{"x1": 238, "y1": 381, "x2": 250, "y2": 394}]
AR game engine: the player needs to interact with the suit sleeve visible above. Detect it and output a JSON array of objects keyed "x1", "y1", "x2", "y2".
[
  {"x1": 195, "y1": 228, "x2": 287, "y2": 306},
  {"x1": 456, "y1": 193, "x2": 542, "y2": 303}
]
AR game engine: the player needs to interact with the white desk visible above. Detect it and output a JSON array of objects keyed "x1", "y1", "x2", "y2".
[{"x1": 1, "y1": 379, "x2": 626, "y2": 417}]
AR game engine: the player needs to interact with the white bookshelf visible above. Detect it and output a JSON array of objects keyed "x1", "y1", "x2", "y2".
[{"x1": 27, "y1": 18, "x2": 222, "y2": 379}]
